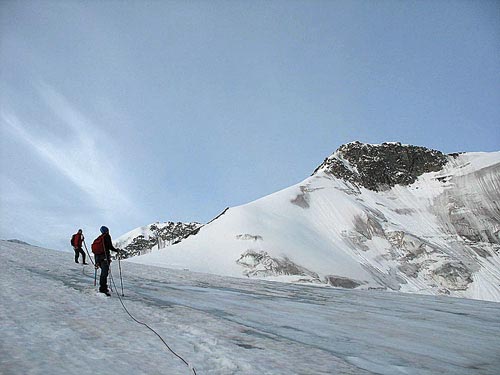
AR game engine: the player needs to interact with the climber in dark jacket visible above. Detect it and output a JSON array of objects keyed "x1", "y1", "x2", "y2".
[{"x1": 95, "y1": 226, "x2": 120, "y2": 296}]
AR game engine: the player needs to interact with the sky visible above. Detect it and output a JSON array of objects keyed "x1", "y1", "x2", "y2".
[{"x1": 1, "y1": 0, "x2": 499, "y2": 250}]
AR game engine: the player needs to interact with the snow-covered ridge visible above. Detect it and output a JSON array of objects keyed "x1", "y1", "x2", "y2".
[
  {"x1": 115, "y1": 221, "x2": 202, "y2": 258},
  {"x1": 130, "y1": 142, "x2": 500, "y2": 302}
]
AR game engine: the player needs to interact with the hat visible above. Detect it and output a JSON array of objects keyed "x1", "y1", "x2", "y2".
[{"x1": 100, "y1": 226, "x2": 109, "y2": 234}]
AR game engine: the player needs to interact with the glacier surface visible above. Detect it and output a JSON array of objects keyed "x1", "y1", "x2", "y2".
[{"x1": 1, "y1": 240, "x2": 499, "y2": 374}]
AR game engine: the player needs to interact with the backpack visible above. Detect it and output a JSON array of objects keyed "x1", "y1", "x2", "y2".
[
  {"x1": 91, "y1": 234, "x2": 105, "y2": 255},
  {"x1": 70, "y1": 234, "x2": 77, "y2": 246}
]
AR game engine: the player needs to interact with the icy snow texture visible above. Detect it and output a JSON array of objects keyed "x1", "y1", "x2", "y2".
[
  {"x1": 1, "y1": 240, "x2": 500, "y2": 375},
  {"x1": 132, "y1": 150, "x2": 500, "y2": 302}
]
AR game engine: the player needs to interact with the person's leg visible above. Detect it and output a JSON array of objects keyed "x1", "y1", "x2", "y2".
[
  {"x1": 99, "y1": 260, "x2": 109, "y2": 293},
  {"x1": 74, "y1": 249, "x2": 79, "y2": 263},
  {"x1": 79, "y1": 248, "x2": 87, "y2": 264}
]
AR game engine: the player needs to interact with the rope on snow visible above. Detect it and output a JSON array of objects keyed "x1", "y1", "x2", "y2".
[{"x1": 108, "y1": 268, "x2": 197, "y2": 375}]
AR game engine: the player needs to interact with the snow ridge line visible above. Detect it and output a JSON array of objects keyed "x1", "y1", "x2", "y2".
[{"x1": 173, "y1": 206, "x2": 230, "y2": 245}]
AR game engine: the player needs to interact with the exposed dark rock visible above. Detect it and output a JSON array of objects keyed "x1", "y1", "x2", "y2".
[
  {"x1": 362, "y1": 264, "x2": 405, "y2": 290},
  {"x1": 398, "y1": 264, "x2": 420, "y2": 278},
  {"x1": 486, "y1": 230, "x2": 500, "y2": 245},
  {"x1": 290, "y1": 185, "x2": 325, "y2": 208},
  {"x1": 313, "y1": 157, "x2": 360, "y2": 185},
  {"x1": 314, "y1": 141, "x2": 448, "y2": 191},
  {"x1": 432, "y1": 262, "x2": 472, "y2": 291},
  {"x1": 391, "y1": 208, "x2": 416, "y2": 215},
  {"x1": 341, "y1": 229, "x2": 370, "y2": 252},
  {"x1": 118, "y1": 221, "x2": 202, "y2": 259},
  {"x1": 386, "y1": 231, "x2": 428, "y2": 259},
  {"x1": 236, "y1": 250, "x2": 319, "y2": 280},
  {"x1": 236, "y1": 234, "x2": 264, "y2": 241},
  {"x1": 324, "y1": 276, "x2": 363, "y2": 288},
  {"x1": 290, "y1": 189, "x2": 309, "y2": 208},
  {"x1": 353, "y1": 214, "x2": 385, "y2": 240},
  {"x1": 436, "y1": 175, "x2": 452, "y2": 183}
]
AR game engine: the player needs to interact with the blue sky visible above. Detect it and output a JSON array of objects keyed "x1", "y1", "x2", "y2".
[{"x1": 1, "y1": 0, "x2": 499, "y2": 250}]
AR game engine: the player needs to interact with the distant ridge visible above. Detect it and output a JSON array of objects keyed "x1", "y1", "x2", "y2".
[{"x1": 7, "y1": 239, "x2": 31, "y2": 246}]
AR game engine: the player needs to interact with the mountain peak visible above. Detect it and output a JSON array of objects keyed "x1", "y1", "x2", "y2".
[{"x1": 313, "y1": 141, "x2": 448, "y2": 190}]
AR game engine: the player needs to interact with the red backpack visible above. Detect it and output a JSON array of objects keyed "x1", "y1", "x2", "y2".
[
  {"x1": 71, "y1": 233, "x2": 82, "y2": 247},
  {"x1": 91, "y1": 234, "x2": 105, "y2": 255}
]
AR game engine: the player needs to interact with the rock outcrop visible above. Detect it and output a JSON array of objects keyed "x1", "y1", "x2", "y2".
[
  {"x1": 116, "y1": 221, "x2": 202, "y2": 258},
  {"x1": 314, "y1": 141, "x2": 448, "y2": 191}
]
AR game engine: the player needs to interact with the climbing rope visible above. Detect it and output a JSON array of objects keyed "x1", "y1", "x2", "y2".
[
  {"x1": 108, "y1": 266, "x2": 197, "y2": 375},
  {"x1": 81, "y1": 231, "x2": 200, "y2": 373}
]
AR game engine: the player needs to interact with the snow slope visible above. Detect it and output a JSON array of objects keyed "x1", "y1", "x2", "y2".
[
  {"x1": 1, "y1": 240, "x2": 500, "y2": 375},
  {"x1": 131, "y1": 145, "x2": 500, "y2": 302}
]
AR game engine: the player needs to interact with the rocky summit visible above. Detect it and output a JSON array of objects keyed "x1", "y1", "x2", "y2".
[
  {"x1": 129, "y1": 142, "x2": 500, "y2": 302},
  {"x1": 313, "y1": 141, "x2": 449, "y2": 191}
]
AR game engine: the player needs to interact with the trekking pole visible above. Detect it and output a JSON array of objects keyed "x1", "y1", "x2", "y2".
[
  {"x1": 82, "y1": 240, "x2": 95, "y2": 266},
  {"x1": 83, "y1": 239, "x2": 98, "y2": 286},
  {"x1": 118, "y1": 252, "x2": 124, "y2": 297}
]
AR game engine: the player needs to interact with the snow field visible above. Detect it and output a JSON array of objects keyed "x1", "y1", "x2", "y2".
[{"x1": 1, "y1": 240, "x2": 500, "y2": 375}]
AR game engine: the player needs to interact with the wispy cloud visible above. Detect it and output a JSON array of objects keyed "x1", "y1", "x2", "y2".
[{"x1": 1, "y1": 83, "x2": 133, "y2": 218}]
